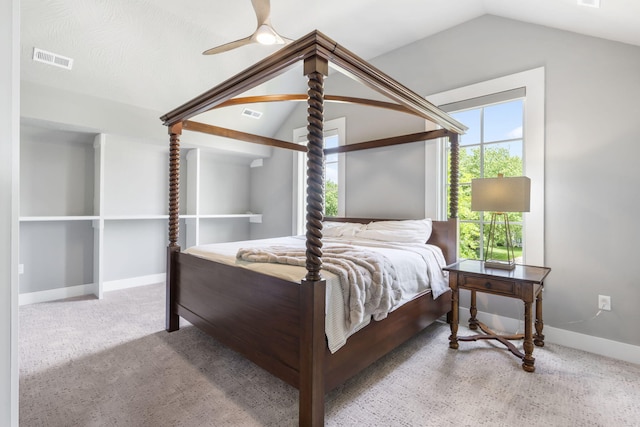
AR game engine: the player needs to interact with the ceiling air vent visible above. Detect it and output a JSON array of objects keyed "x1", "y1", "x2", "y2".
[
  {"x1": 241, "y1": 108, "x2": 263, "y2": 119},
  {"x1": 32, "y1": 48, "x2": 74, "y2": 70}
]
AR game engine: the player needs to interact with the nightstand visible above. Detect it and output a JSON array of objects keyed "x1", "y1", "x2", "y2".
[{"x1": 444, "y1": 259, "x2": 551, "y2": 372}]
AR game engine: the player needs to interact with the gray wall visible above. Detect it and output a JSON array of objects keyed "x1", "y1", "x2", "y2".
[
  {"x1": 103, "y1": 220, "x2": 167, "y2": 282},
  {"x1": 252, "y1": 15, "x2": 640, "y2": 347},
  {"x1": 20, "y1": 126, "x2": 96, "y2": 216},
  {"x1": 198, "y1": 152, "x2": 252, "y2": 215},
  {"x1": 102, "y1": 135, "x2": 168, "y2": 217},
  {"x1": 250, "y1": 147, "x2": 296, "y2": 239},
  {"x1": 20, "y1": 221, "x2": 94, "y2": 293},
  {"x1": 1, "y1": 0, "x2": 19, "y2": 424},
  {"x1": 21, "y1": 81, "x2": 272, "y2": 159}
]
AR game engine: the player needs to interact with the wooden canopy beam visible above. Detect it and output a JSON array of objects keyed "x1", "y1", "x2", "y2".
[
  {"x1": 324, "y1": 129, "x2": 452, "y2": 154},
  {"x1": 182, "y1": 121, "x2": 452, "y2": 156},
  {"x1": 183, "y1": 120, "x2": 306, "y2": 152},
  {"x1": 212, "y1": 94, "x2": 419, "y2": 117}
]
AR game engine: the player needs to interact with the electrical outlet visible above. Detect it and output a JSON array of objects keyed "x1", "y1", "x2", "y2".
[
  {"x1": 18, "y1": 264, "x2": 24, "y2": 275},
  {"x1": 598, "y1": 295, "x2": 611, "y2": 311}
]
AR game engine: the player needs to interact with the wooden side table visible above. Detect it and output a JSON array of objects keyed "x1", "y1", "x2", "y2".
[{"x1": 444, "y1": 259, "x2": 551, "y2": 372}]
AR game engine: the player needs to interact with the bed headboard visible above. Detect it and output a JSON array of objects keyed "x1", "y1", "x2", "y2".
[{"x1": 323, "y1": 217, "x2": 458, "y2": 265}]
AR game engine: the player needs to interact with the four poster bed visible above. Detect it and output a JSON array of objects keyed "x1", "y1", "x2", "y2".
[{"x1": 160, "y1": 31, "x2": 466, "y2": 426}]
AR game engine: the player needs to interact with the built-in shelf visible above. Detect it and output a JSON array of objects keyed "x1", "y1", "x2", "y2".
[
  {"x1": 19, "y1": 125, "x2": 261, "y2": 304},
  {"x1": 19, "y1": 214, "x2": 262, "y2": 222},
  {"x1": 20, "y1": 216, "x2": 100, "y2": 222},
  {"x1": 101, "y1": 214, "x2": 262, "y2": 222},
  {"x1": 199, "y1": 214, "x2": 262, "y2": 223},
  {"x1": 103, "y1": 215, "x2": 169, "y2": 220}
]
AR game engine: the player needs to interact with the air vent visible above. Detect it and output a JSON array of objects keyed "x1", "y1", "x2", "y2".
[
  {"x1": 241, "y1": 108, "x2": 263, "y2": 119},
  {"x1": 32, "y1": 48, "x2": 73, "y2": 70}
]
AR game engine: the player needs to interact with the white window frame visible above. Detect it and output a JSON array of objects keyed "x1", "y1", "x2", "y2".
[
  {"x1": 292, "y1": 117, "x2": 346, "y2": 235},
  {"x1": 426, "y1": 67, "x2": 545, "y2": 265}
]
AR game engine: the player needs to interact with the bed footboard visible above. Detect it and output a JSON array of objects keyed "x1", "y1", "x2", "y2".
[
  {"x1": 324, "y1": 289, "x2": 451, "y2": 391},
  {"x1": 172, "y1": 252, "x2": 303, "y2": 387}
]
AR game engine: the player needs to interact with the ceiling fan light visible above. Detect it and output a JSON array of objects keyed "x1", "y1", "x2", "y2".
[{"x1": 255, "y1": 25, "x2": 278, "y2": 45}]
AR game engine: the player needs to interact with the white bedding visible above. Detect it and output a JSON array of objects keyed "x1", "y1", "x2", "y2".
[{"x1": 184, "y1": 235, "x2": 448, "y2": 353}]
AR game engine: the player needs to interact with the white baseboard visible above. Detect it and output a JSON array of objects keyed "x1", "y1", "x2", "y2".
[
  {"x1": 466, "y1": 308, "x2": 640, "y2": 365},
  {"x1": 19, "y1": 283, "x2": 97, "y2": 306},
  {"x1": 19, "y1": 274, "x2": 165, "y2": 305},
  {"x1": 543, "y1": 325, "x2": 640, "y2": 366},
  {"x1": 103, "y1": 273, "x2": 165, "y2": 293}
]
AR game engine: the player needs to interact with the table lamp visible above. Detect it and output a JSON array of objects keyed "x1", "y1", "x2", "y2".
[{"x1": 471, "y1": 174, "x2": 531, "y2": 270}]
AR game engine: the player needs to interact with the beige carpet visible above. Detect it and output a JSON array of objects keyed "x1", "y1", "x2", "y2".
[{"x1": 20, "y1": 283, "x2": 640, "y2": 426}]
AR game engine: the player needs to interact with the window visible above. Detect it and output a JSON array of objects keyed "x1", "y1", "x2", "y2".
[
  {"x1": 324, "y1": 134, "x2": 340, "y2": 217},
  {"x1": 447, "y1": 98, "x2": 525, "y2": 261},
  {"x1": 292, "y1": 117, "x2": 346, "y2": 235},
  {"x1": 427, "y1": 68, "x2": 545, "y2": 265}
]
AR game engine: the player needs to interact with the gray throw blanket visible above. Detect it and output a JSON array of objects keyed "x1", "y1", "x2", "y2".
[{"x1": 236, "y1": 245, "x2": 401, "y2": 329}]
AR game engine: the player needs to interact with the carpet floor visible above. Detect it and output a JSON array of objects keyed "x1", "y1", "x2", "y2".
[{"x1": 19, "y1": 283, "x2": 640, "y2": 426}]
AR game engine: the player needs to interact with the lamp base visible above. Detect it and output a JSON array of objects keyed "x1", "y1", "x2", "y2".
[
  {"x1": 483, "y1": 212, "x2": 517, "y2": 271},
  {"x1": 483, "y1": 259, "x2": 516, "y2": 270}
]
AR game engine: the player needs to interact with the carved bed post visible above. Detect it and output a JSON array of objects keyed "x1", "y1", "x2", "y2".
[
  {"x1": 304, "y1": 60, "x2": 326, "y2": 282},
  {"x1": 300, "y1": 54, "x2": 329, "y2": 427},
  {"x1": 166, "y1": 122, "x2": 182, "y2": 332},
  {"x1": 449, "y1": 133, "x2": 459, "y2": 220},
  {"x1": 446, "y1": 132, "x2": 460, "y2": 325}
]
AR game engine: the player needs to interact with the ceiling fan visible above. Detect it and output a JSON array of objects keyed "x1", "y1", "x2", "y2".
[{"x1": 203, "y1": 0, "x2": 293, "y2": 55}]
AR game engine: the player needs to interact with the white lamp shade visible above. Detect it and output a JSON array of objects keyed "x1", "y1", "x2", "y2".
[{"x1": 471, "y1": 176, "x2": 531, "y2": 213}]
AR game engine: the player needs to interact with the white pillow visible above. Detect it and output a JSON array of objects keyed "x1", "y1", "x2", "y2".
[
  {"x1": 322, "y1": 221, "x2": 366, "y2": 238},
  {"x1": 355, "y1": 219, "x2": 432, "y2": 243}
]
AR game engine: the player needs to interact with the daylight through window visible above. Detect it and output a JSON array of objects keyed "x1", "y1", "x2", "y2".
[
  {"x1": 292, "y1": 117, "x2": 345, "y2": 235},
  {"x1": 446, "y1": 98, "x2": 525, "y2": 261}
]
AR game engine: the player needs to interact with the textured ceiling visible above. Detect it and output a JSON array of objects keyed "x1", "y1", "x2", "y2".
[{"x1": 20, "y1": 0, "x2": 640, "y2": 135}]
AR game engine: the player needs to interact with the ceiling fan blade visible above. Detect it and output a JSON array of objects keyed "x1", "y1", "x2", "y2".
[
  {"x1": 202, "y1": 36, "x2": 254, "y2": 55},
  {"x1": 251, "y1": 0, "x2": 271, "y2": 26},
  {"x1": 280, "y1": 35, "x2": 295, "y2": 44},
  {"x1": 202, "y1": 0, "x2": 290, "y2": 55}
]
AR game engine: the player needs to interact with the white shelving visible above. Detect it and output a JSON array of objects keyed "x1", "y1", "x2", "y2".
[
  {"x1": 19, "y1": 123, "x2": 260, "y2": 304},
  {"x1": 182, "y1": 148, "x2": 262, "y2": 247},
  {"x1": 19, "y1": 216, "x2": 100, "y2": 221},
  {"x1": 97, "y1": 214, "x2": 262, "y2": 221}
]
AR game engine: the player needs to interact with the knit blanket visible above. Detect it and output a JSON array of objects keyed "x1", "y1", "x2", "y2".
[{"x1": 236, "y1": 245, "x2": 401, "y2": 329}]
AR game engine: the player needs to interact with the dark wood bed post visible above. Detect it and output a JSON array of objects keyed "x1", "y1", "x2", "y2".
[
  {"x1": 449, "y1": 133, "x2": 460, "y2": 218},
  {"x1": 446, "y1": 133, "x2": 460, "y2": 325},
  {"x1": 166, "y1": 122, "x2": 182, "y2": 332},
  {"x1": 449, "y1": 133, "x2": 459, "y2": 220},
  {"x1": 300, "y1": 54, "x2": 329, "y2": 427}
]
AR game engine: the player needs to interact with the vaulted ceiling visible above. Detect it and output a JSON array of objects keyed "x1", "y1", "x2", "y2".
[{"x1": 20, "y1": 0, "x2": 640, "y2": 138}]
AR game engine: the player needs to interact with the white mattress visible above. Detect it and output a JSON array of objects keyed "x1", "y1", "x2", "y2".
[{"x1": 184, "y1": 236, "x2": 448, "y2": 353}]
